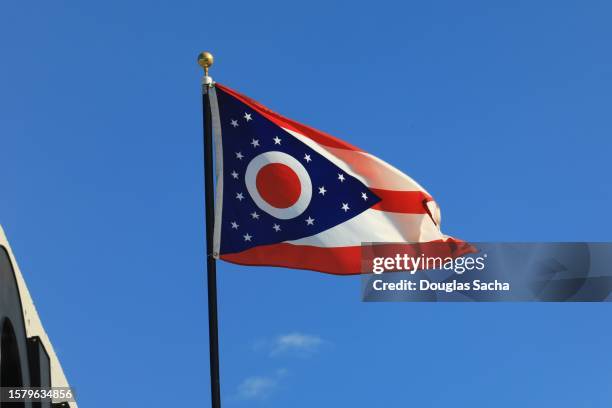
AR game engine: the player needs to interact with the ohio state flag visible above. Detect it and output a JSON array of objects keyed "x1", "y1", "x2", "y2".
[{"x1": 210, "y1": 83, "x2": 464, "y2": 274}]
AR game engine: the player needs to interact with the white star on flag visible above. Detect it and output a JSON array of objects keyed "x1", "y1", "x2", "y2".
[
  {"x1": 231, "y1": 171, "x2": 239, "y2": 179},
  {"x1": 230, "y1": 119, "x2": 239, "y2": 128},
  {"x1": 244, "y1": 112, "x2": 252, "y2": 121},
  {"x1": 273, "y1": 136, "x2": 282, "y2": 145},
  {"x1": 236, "y1": 152, "x2": 244, "y2": 160},
  {"x1": 251, "y1": 139, "x2": 260, "y2": 147},
  {"x1": 318, "y1": 186, "x2": 327, "y2": 195},
  {"x1": 251, "y1": 211, "x2": 260, "y2": 220},
  {"x1": 273, "y1": 224, "x2": 281, "y2": 232},
  {"x1": 243, "y1": 233, "x2": 252, "y2": 241},
  {"x1": 236, "y1": 192, "x2": 244, "y2": 201},
  {"x1": 338, "y1": 173, "x2": 345, "y2": 182},
  {"x1": 305, "y1": 216, "x2": 315, "y2": 225},
  {"x1": 304, "y1": 154, "x2": 312, "y2": 162},
  {"x1": 230, "y1": 221, "x2": 239, "y2": 229},
  {"x1": 361, "y1": 192, "x2": 368, "y2": 200},
  {"x1": 341, "y1": 203, "x2": 350, "y2": 212}
]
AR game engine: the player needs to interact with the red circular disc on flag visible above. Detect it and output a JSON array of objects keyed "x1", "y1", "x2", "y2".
[
  {"x1": 245, "y1": 151, "x2": 312, "y2": 219},
  {"x1": 255, "y1": 163, "x2": 301, "y2": 208}
]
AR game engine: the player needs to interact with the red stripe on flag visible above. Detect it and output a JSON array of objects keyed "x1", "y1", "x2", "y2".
[
  {"x1": 370, "y1": 189, "x2": 433, "y2": 214},
  {"x1": 223, "y1": 244, "x2": 361, "y2": 274},
  {"x1": 216, "y1": 83, "x2": 363, "y2": 152},
  {"x1": 220, "y1": 240, "x2": 474, "y2": 275}
]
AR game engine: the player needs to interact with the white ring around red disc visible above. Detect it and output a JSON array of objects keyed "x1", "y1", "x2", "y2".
[{"x1": 245, "y1": 151, "x2": 312, "y2": 219}]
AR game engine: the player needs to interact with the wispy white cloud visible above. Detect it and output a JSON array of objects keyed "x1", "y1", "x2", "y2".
[
  {"x1": 235, "y1": 369, "x2": 288, "y2": 400},
  {"x1": 271, "y1": 332, "x2": 325, "y2": 357},
  {"x1": 236, "y1": 376, "x2": 277, "y2": 400}
]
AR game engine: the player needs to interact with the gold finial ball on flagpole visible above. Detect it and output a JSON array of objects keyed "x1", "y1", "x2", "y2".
[{"x1": 198, "y1": 51, "x2": 214, "y2": 75}]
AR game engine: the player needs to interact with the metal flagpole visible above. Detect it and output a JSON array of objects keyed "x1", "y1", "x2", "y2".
[{"x1": 198, "y1": 51, "x2": 222, "y2": 408}]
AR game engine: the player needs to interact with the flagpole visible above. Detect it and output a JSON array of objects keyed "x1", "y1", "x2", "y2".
[{"x1": 198, "y1": 51, "x2": 222, "y2": 408}]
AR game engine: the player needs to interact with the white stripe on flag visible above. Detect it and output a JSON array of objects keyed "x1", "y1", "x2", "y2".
[
  {"x1": 284, "y1": 128, "x2": 430, "y2": 192},
  {"x1": 287, "y1": 210, "x2": 443, "y2": 247}
]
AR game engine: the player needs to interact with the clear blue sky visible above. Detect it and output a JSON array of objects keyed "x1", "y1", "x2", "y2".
[{"x1": 2, "y1": 0, "x2": 612, "y2": 406}]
